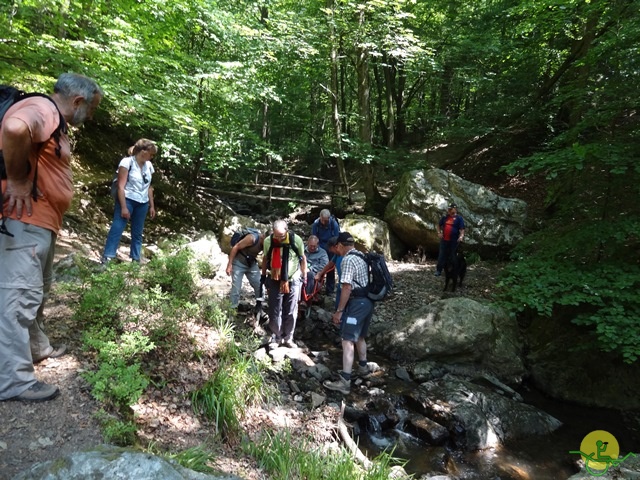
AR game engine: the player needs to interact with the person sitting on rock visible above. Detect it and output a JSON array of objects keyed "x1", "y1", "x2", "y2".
[{"x1": 302, "y1": 235, "x2": 329, "y2": 302}]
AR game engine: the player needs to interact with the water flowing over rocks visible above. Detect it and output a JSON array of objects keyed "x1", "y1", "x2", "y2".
[{"x1": 384, "y1": 168, "x2": 527, "y2": 257}]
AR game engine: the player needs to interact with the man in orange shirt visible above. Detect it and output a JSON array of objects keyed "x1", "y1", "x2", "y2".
[{"x1": 0, "y1": 73, "x2": 103, "y2": 402}]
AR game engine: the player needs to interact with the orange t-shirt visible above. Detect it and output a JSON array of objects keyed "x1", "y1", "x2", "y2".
[{"x1": 0, "y1": 96, "x2": 72, "y2": 233}]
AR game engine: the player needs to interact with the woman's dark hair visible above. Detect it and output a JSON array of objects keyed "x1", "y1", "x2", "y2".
[{"x1": 128, "y1": 138, "x2": 157, "y2": 156}]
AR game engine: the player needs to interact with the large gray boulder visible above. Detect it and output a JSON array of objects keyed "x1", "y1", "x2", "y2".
[
  {"x1": 384, "y1": 168, "x2": 527, "y2": 257},
  {"x1": 371, "y1": 298, "x2": 525, "y2": 384},
  {"x1": 407, "y1": 375, "x2": 562, "y2": 451},
  {"x1": 14, "y1": 446, "x2": 243, "y2": 480},
  {"x1": 340, "y1": 214, "x2": 405, "y2": 260}
]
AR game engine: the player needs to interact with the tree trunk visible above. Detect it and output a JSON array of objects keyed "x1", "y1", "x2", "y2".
[
  {"x1": 372, "y1": 63, "x2": 388, "y2": 146},
  {"x1": 394, "y1": 62, "x2": 407, "y2": 145},
  {"x1": 327, "y1": 0, "x2": 350, "y2": 203},
  {"x1": 191, "y1": 78, "x2": 206, "y2": 194},
  {"x1": 356, "y1": 10, "x2": 384, "y2": 214},
  {"x1": 383, "y1": 55, "x2": 396, "y2": 148}
]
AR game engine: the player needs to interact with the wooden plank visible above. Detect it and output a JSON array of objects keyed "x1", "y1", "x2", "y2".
[
  {"x1": 253, "y1": 169, "x2": 340, "y2": 184},
  {"x1": 205, "y1": 181, "x2": 331, "y2": 194},
  {"x1": 197, "y1": 187, "x2": 346, "y2": 205}
]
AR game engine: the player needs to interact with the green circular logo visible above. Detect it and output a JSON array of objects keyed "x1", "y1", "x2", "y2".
[{"x1": 579, "y1": 430, "x2": 619, "y2": 474}]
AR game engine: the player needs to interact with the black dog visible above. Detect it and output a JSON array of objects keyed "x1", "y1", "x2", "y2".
[{"x1": 443, "y1": 250, "x2": 467, "y2": 292}]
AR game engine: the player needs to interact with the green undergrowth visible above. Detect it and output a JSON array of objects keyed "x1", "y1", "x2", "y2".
[
  {"x1": 190, "y1": 316, "x2": 276, "y2": 441},
  {"x1": 244, "y1": 429, "x2": 410, "y2": 480},
  {"x1": 66, "y1": 244, "x2": 401, "y2": 475},
  {"x1": 495, "y1": 217, "x2": 640, "y2": 363}
]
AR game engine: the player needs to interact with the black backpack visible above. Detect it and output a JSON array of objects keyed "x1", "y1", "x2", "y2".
[
  {"x1": 110, "y1": 158, "x2": 133, "y2": 199},
  {"x1": 347, "y1": 250, "x2": 394, "y2": 301},
  {"x1": 230, "y1": 227, "x2": 261, "y2": 248},
  {"x1": 0, "y1": 85, "x2": 66, "y2": 236},
  {"x1": 230, "y1": 227, "x2": 262, "y2": 266}
]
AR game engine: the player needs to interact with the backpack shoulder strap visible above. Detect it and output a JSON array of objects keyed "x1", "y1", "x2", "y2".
[
  {"x1": 20, "y1": 93, "x2": 67, "y2": 143},
  {"x1": 265, "y1": 231, "x2": 303, "y2": 268},
  {"x1": 241, "y1": 229, "x2": 260, "y2": 249},
  {"x1": 265, "y1": 234, "x2": 275, "y2": 264},
  {"x1": 346, "y1": 249, "x2": 365, "y2": 260},
  {"x1": 331, "y1": 216, "x2": 340, "y2": 235},
  {"x1": 288, "y1": 231, "x2": 303, "y2": 260}
]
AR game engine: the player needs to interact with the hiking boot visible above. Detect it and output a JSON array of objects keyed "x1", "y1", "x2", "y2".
[
  {"x1": 12, "y1": 381, "x2": 60, "y2": 402},
  {"x1": 323, "y1": 375, "x2": 351, "y2": 395},
  {"x1": 357, "y1": 362, "x2": 381, "y2": 378},
  {"x1": 282, "y1": 339, "x2": 297, "y2": 349},
  {"x1": 33, "y1": 343, "x2": 67, "y2": 364},
  {"x1": 357, "y1": 363, "x2": 372, "y2": 377},
  {"x1": 262, "y1": 334, "x2": 280, "y2": 350}
]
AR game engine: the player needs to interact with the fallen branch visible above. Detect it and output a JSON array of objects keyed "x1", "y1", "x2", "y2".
[{"x1": 337, "y1": 401, "x2": 373, "y2": 470}]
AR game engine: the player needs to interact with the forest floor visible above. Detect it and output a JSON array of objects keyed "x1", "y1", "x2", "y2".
[{"x1": 0, "y1": 216, "x2": 504, "y2": 479}]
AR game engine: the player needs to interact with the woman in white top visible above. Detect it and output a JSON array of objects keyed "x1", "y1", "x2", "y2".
[{"x1": 102, "y1": 138, "x2": 156, "y2": 263}]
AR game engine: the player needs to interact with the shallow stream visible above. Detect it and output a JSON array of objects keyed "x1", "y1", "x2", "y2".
[{"x1": 306, "y1": 330, "x2": 639, "y2": 479}]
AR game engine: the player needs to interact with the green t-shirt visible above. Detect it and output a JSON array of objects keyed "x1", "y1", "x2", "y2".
[{"x1": 263, "y1": 232, "x2": 305, "y2": 278}]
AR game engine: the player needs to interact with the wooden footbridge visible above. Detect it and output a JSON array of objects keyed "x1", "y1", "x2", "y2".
[{"x1": 196, "y1": 170, "x2": 348, "y2": 207}]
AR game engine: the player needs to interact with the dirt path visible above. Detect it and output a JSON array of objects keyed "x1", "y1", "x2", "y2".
[{"x1": 0, "y1": 357, "x2": 103, "y2": 479}]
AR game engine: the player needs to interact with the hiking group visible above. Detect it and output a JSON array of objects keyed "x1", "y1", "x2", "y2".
[
  {"x1": 227, "y1": 209, "x2": 395, "y2": 395},
  {"x1": 228, "y1": 203, "x2": 466, "y2": 394}
]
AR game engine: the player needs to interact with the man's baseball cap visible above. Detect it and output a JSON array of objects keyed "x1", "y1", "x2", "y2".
[
  {"x1": 326, "y1": 236, "x2": 339, "y2": 248},
  {"x1": 448, "y1": 203, "x2": 458, "y2": 209},
  {"x1": 337, "y1": 232, "x2": 355, "y2": 244}
]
